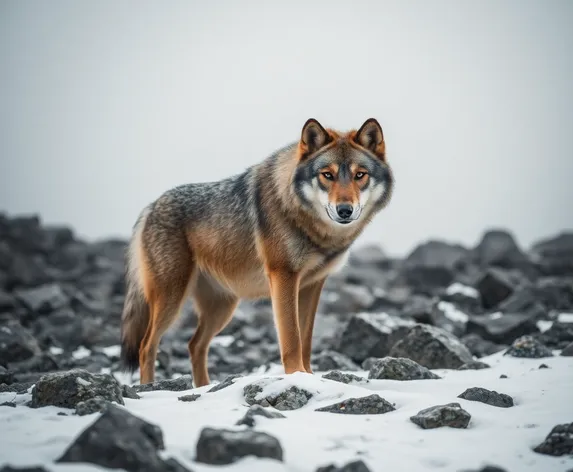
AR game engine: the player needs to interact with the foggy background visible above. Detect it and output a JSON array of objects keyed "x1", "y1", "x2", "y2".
[{"x1": 1, "y1": 0, "x2": 572, "y2": 257}]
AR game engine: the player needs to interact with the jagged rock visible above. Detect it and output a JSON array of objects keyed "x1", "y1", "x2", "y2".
[
  {"x1": 57, "y1": 404, "x2": 189, "y2": 471},
  {"x1": 121, "y1": 384, "x2": 141, "y2": 399},
  {"x1": 0, "y1": 365, "x2": 14, "y2": 384},
  {"x1": 13, "y1": 283, "x2": 68, "y2": 314},
  {"x1": 466, "y1": 311, "x2": 540, "y2": 344},
  {"x1": 410, "y1": 402, "x2": 471, "y2": 429},
  {"x1": 475, "y1": 268, "x2": 520, "y2": 310},
  {"x1": 458, "y1": 361, "x2": 490, "y2": 370},
  {"x1": 207, "y1": 374, "x2": 243, "y2": 393},
  {"x1": 531, "y1": 232, "x2": 573, "y2": 276},
  {"x1": 0, "y1": 381, "x2": 33, "y2": 394},
  {"x1": 458, "y1": 387, "x2": 514, "y2": 408},
  {"x1": 499, "y1": 278, "x2": 573, "y2": 314},
  {"x1": 243, "y1": 379, "x2": 312, "y2": 411},
  {"x1": 236, "y1": 404, "x2": 286, "y2": 427},
  {"x1": 75, "y1": 397, "x2": 110, "y2": 416},
  {"x1": 561, "y1": 342, "x2": 573, "y2": 356},
  {"x1": 322, "y1": 370, "x2": 368, "y2": 385},
  {"x1": 1, "y1": 401, "x2": 16, "y2": 408},
  {"x1": 461, "y1": 333, "x2": 506, "y2": 358},
  {"x1": 316, "y1": 460, "x2": 373, "y2": 472},
  {"x1": 132, "y1": 375, "x2": 194, "y2": 393},
  {"x1": 473, "y1": 230, "x2": 534, "y2": 273},
  {"x1": 367, "y1": 357, "x2": 441, "y2": 380},
  {"x1": 312, "y1": 350, "x2": 360, "y2": 372},
  {"x1": 195, "y1": 427, "x2": 283, "y2": 465},
  {"x1": 389, "y1": 324, "x2": 474, "y2": 369},
  {"x1": 0, "y1": 320, "x2": 41, "y2": 364},
  {"x1": 535, "y1": 321, "x2": 573, "y2": 349},
  {"x1": 504, "y1": 335, "x2": 553, "y2": 358},
  {"x1": 533, "y1": 422, "x2": 573, "y2": 456},
  {"x1": 336, "y1": 313, "x2": 413, "y2": 363},
  {"x1": 30, "y1": 369, "x2": 124, "y2": 409},
  {"x1": 315, "y1": 394, "x2": 395, "y2": 415},
  {"x1": 178, "y1": 394, "x2": 201, "y2": 402}
]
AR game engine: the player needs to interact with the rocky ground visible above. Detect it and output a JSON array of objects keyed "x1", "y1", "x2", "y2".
[{"x1": 0, "y1": 212, "x2": 573, "y2": 471}]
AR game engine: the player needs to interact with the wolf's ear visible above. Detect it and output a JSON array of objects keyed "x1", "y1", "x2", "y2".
[
  {"x1": 354, "y1": 118, "x2": 385, "y2": 159},
  {"x1": 300, "y1": 118, "x2": 332, "y2": 158}
]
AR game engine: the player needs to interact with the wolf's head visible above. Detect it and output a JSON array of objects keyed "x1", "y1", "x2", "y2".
[{"x1": 293, "y1": 118, "x2": 394, "y2": 228}]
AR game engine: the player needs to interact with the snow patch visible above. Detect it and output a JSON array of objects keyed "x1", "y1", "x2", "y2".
[
  {"x1": 557, "y1": 312, "x2": 573, "y2": 324},
  {"x1": 536, "y1": 320, "x2": 553, "y2": 333},
  {"x1": 445, "y1": 282, "x2": 479, "y2": 298},
  {"x1": 71, "y1": 346, "x2": 91, "y2": 360},
  {"x1": 49, "y1": 346, "x2": 64, "y2": 356},
  {"x1": 437, "y1": 301, "x2": 469, "y2": 323}
]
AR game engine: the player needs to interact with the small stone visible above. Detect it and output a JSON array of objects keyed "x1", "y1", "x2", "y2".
[
  {"x1": 0, "y1": 366, "x2": 14, "y2": 385},
  {"x1": 14, "y1": 283, "x2": 69, "y2": 314},
  {"x1": 132, "y1": 375, "x2": 194, "y2": 393},
  {"x1": 243, "y1": 379, "x2": 312, "y2": 411},
  {"x1": 30, "y1": 369, "x2": 124, "y2": 409},
  {"x1": 0, "y1": 381, "x2": 34, "y2": 394},
  {"x1": 236, "y1": 404, "x2": 286, "y2": 427},
  {"x1": 368, "y1": 357, "x2": 441, "y2": 381},
  {"x1": 195, "y1": 427, "x2": 283, "y2": 465},
  {"x1": 504, "y1": 335, "x2": 553, "y2": 358},
  {"x1": 178, "y1": 394, "x2": 201, "y2": 402},
  {"x1": 410, "y1": 402, "x2": 471, "y2": 429},
  {"x1": 121, "y1": 384, "x2": 141, "y2": 399},
  {"x1": 322, "y1": 370, "x2": 368, "y2": 385},
  {"x1": 207, "y1": 374, "x2": 242, "y2": 393},
  {"x1": 0, "y1": 320, "x2": 41, "y2": 364},
  {"x1": 458, "y1": 387, "x2": 514, "y2": 408},
  {"x1": 500, "y1": 374, "x2": 508, "y2": 379},
  {"x1": 0, "y1": 466, "x2": 50, "y2": 472},
  {"x1": 459, "y1": 466, "x2": 508, "y2": 472},
  {"x1": 533, "y1": 422, "x2": 573, "y2": 456},
  {"x1": 1, "y1": 401, "x2": 16, "y2": 408},
  {"x1": 561, "y1": 342, "x2": 573, "y2": 356},
  {"x1": 316, "y1": 459, "x2": 373, "y2": 472},
  {"x1": 315, "y1": 394, "x2": 395, "y2": 415},
  {"x1": 313, "y1": 350, "x2": 360, "y2": 372},
  {"x1": 75, "y1": 397, "x2": 110, "y2": 416},
  {"x1": 539, "y1": 363, "x2": 550, "y2": 369},
  {"x1": 458, "y1": 361, "x2": 491, "y2": 370}
]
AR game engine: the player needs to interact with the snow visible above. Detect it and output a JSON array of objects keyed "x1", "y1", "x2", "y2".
[
  {"x1": 445, "y1": 283, "x2": 479, "y2": 299},
  {"x1": 437, "y1": 301, "x2": 469, "y2": 324},
  {"x1": 100, "y1": 345, "x2": 121, "y2": 358},
  {"x1": 71, "y1": 346, "x2": 91, "y2": 360},
  {"x1": 536, "y1": 320, "x2": 553, "y2": 333},
  {"x1": 557, "y1": 313, "x2": 573, "y2": 324},
  {"x1": 1, "y1": 353, "x2": 572, "y2": 472},
  {"x1": 49, "y1": 347, "x2": 63, "y2": 356}
]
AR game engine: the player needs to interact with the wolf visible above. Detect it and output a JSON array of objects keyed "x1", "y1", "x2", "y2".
[{"x1": 120, "y1": 118, "x2": 394, "y2": 387}]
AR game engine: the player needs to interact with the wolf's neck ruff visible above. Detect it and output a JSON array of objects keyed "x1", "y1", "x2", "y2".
[{"x1": 120, "y1": 117, "x2": 394, "y2": 387}]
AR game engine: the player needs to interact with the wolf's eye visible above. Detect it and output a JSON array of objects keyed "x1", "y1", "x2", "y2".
[
  {"x1": 355, "y1": 172, "x2": 367, "y2": 180},
  {"x1": 321, "y1": 172, "x2": 334, "y2": 180}
]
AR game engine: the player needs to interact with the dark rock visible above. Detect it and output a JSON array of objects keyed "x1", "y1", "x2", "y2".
[
  {"x1": 458, "y1": 387, "x2": 514, "y2": 408},
  {"x1": 535, "y1": 321, "x2": 573, "y2": 349},
  {"x1": 466, "y1": 311, "x2": 540, "y2": 344},
  {"x1": 459, "y1": 466, "x2": 508, "y2": 472},
  {"x1": 57, "y1": 404, "x2": 189, "y2": 471},
  {"x1": 0, "y1": 320, "x2": 41, "y2": 363},
  {"x1": 504, "y1": 335, "x2": 553, "y2": 358},
  {"x1": 122, "y1": 384, "x2": 141, "y2": 399},
  {"x1": 475, "y1": 268, "x2": 519, "y2": 310},
  {"x1": 313, "y1": 350, "x2": 360, "y2": 372},
  {"x1": 0, "y1": 289, "x2": 17, "y2": 312},
  {"x1": 236, "y1": 404, "x2": 286, "y2": 427},
  {"x1": 316, "y1": 460, "x2": 373, "y2": 472},
  {"x1": 410, "y1": 402, "x2": 471, "y2": 429},
  {"x1": 367, "y1": 357, "x2": 441, "y2": 380},
  {"x1": 30, "y1": 369, "x2": 124, "y2": 409},
  {"x1": 178, "y1": 394, "x2": 201, "y2": 402},
  {"x1": 500, "y1": 374, "x2": 508, "y2": 379},
  {"x1": 0, "y1": 466, "x2": 50, "y2": 472},
  {"x1": 10, "y1": 352, "x2": 60, "y2": 375},
  {"x1": 561, "y1": 342, "x2": 573, "y2": 356},
  {"x1": 539, "y1": 363, "x2": 550, "y2": 369},
  {"x1": 75, "y1": 397, "x2": 110, "y2": 416},
  {"x1": 458, "y1": 361, "x2": 491, "y2": 370},
  {"x1": 0, "y1": 365, "x2": 14, "y2": 384},
  {"x1": 195, "y1": 427, "x2": 283, "y2": 465},
  {"x1": 132, "y1": 375, "x2": 194, "y2": 393},
  {"x1": 244, "y1": 379, "x2": 312, "y2": 411},
  {"x1": 315, "y1": 394, "x2": 395, "y2": 415},
  {"x1": 322, "y1": 370, "x2": 368, "y2": 385},
  {"x1": 461, "y1": 333, "x2": 506, "y2": 358},
  {"x1": 428, "y1": 301, "x2": 469, "y2": 337},
  {"x1": 531, "y1": 232, "x2": 573, "y2": 276},
  {"x1": 400, "y1": 240, "x2": 469, "y2": 291},
  {"x1": 1, "y1": 401, "x2": 16, "y2": 407},
  {"x1": 440, "y1": 283, "x2": 482, "y2": 314},
  {"x1": 533, "y1": 422, "x2": 573, "y2": 456},
  {"x1": 499, "y1": 279, "x2": 573, "y2": 314},
  {"x1": 336, "y1": 313, "x2": 413, "y2": 364},
  {"x1": 472, "y1": 229, "x2": 534, "y2": 274},
  {"x1": 389, "y1": 324, "x2": 474, "y2": 369},
  {"x1": 207, "y1": 374, "x2": 242, "y2": 393},
  {"x1": 0, "y1": 381, "x2": 33, "y2": 394},
  {"x1": 14, "y1": 283, "x2": 69, "y2": 314},
  {"x1": 361, "y1": 357, "x2": 379, "y2": 371}
]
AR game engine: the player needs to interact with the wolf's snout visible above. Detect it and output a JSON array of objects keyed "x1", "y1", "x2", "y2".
[{"x1": 336, "y1": 203, "x2": 353, "y2": 219}]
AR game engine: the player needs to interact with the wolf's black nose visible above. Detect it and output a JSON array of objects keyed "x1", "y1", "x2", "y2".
[{"x1": 336, "y1": 203, "x2": 353, "y2": 219}]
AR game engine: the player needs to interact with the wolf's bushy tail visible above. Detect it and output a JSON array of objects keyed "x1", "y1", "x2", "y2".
[{"x1": 120, "y1": 206, "x2": 151, "y2": 374}]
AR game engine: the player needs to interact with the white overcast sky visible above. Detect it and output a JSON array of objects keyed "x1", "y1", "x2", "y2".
[{"x1": 1, "y1": 0, "x2": 572, "y2": 256}]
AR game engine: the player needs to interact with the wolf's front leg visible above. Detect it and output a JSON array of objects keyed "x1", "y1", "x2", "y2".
[{"x1": 267, "y1": 270, "x2": 305, "y2": 374}]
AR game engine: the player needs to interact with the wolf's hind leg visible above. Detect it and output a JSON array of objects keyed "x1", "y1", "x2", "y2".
[{"x1": 188, "y1": 275, "x2": 238, "y2": 387}]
